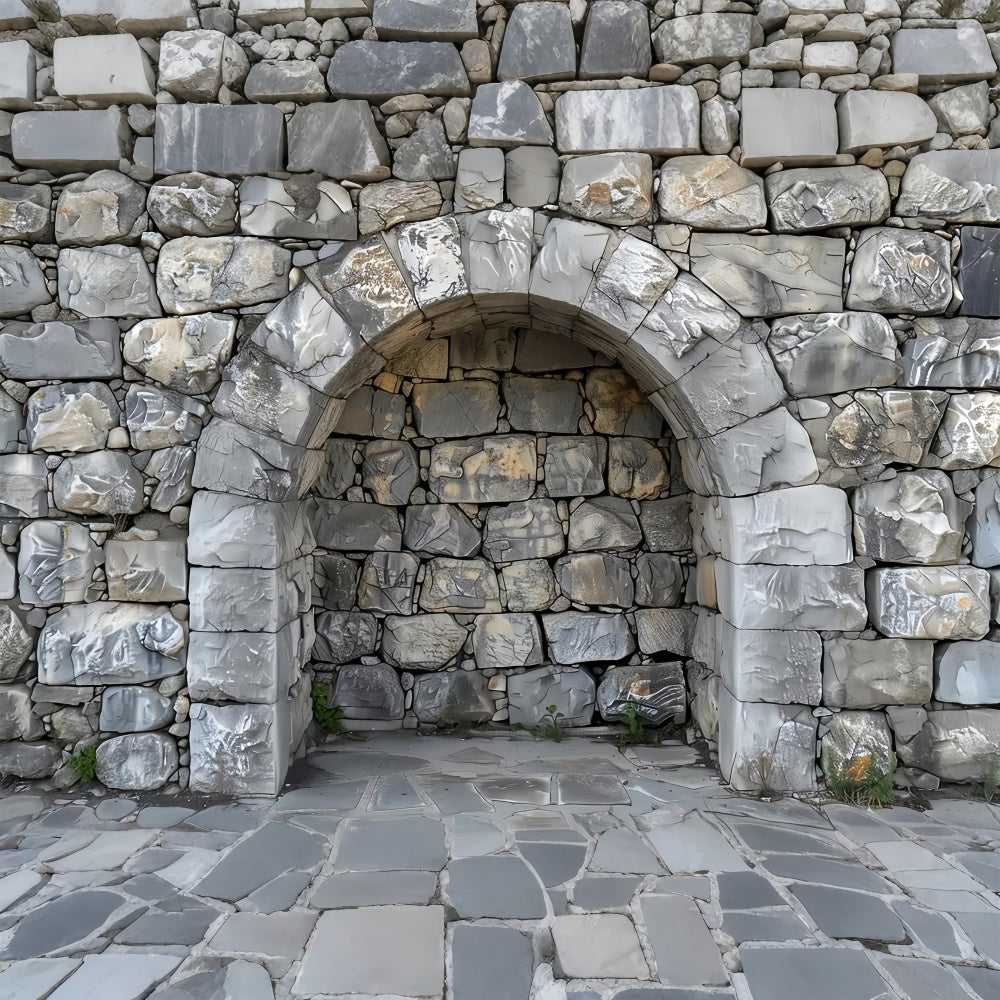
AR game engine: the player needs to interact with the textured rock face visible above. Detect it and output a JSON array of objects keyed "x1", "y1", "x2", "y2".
[
  {"x1": 719, "y1": 623, "x2": 821, "y2": 706},
  {"x1": 867, "y1": 567, "x2": 991, "y2": 640},
  {"x1": 658, "y1": 156, "x2": 766, "y2": 230},
  {"x1": 821, "y1": 711, "x2": 894, "y2": 783},
  {"x1": 96, "y1": 733, "x2": 178, "y2": 790},
  {"x1": 823, "y1": 638, "x2": 933, "y2": 709},
  {"x1": 333, "y1": 663, "x2": 404, "y2": 721},
  {"x1": 18, "y1": 520, "x2": 100, "y2": 606},
  {"x1": 935, "y1": 641, "x2": 1000, "y2": 704},
  {"x1": 766, "y1": 168, "x2": 890, "y2": 233},
  {"x1": 123, "y1": 313, "x2": 236, "y2": 393},
  {"x1": 896, "y1": 709, "x2": 1000, "y2": 782},
  {"x1": 412, "y1": 671, "x2": 492, "y2": 724},
  {"x1": 560, "y1": 153, "x2": 653, "y2": 226},
  {"x1": 597, "y1": 662, "x2": 685, "y2": 725},
  {"x1": 327, "y1": 41, "x2": 471, "y2": 100},
  {"x1": 147, "y1": 173, "x2": 238, "y2": 237},
  {"x1": 0, "y1": 246, "x2": 51, "y2": 317}
]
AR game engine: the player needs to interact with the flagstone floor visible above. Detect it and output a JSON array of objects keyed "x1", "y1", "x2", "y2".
[{"x1": 0, "y1": 731, "x2": 998, "y2": 999}]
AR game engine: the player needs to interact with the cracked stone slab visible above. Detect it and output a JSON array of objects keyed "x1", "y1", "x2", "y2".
[
  {"x1": 552, "y1": 914, "x2": 649, "y2": 979},
  {"x1": 641, "y1": 894, "x2": 728, "y2": 987},
  {"x1": 766, "y1": 167, "x2": 891, "y2": 233},
  {"x1": 897, "y1": 150, "x2": 1000, "y2": 224},
  {"x1": 867, "y1": 566, "x2": 991, "y2": 640},
  {"x1": 823, "y1": 637, "x2": 933, "y2": 709},
  {"x1": 658, "y1": 155, "x2": 766, "y2": 230},
  {"x1": 468, "y1": 80, "x2": 553, "y2": 148},
  {"x1": 446, "y1": 854, "x2": 546, "y2": 919}
]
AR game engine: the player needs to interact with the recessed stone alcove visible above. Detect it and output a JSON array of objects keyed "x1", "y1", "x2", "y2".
[{"x1": 306, "y1": 324, "x2": 696, "y2": 733}]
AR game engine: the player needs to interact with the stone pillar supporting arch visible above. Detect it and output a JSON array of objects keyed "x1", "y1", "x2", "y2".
[{"x1": 185, "y1": 208, "x2": 861, "y2": 795}]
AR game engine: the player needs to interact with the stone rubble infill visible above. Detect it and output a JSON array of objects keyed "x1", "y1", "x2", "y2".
[{"x1": 0, "y1": 733, "x2": 997, "y2": 1000}]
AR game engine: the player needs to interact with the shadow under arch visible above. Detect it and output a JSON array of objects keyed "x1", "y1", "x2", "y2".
[{"x1": 183, "y1": 208, "x2": 829, "y2": 795}]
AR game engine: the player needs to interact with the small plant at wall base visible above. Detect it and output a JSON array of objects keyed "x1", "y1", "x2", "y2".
[
  {"x1": 67, "y1": 745, "x2": 98, "y2": 783},
  {"x1": 614, "y1": 703, "x2": 682, "y2": 748},
  {"x1": 824, "y1": 746, "x2": 897, "y2": 809},
  {"x1": 539, "y1": 704, "x2": 565, "y2": 742},
  {"x1": 972, "y1": 758, "x2": 1000, "y2": 803},
  {"x1": 311, "y1": 682, "x2": 344, "y2": 735}
]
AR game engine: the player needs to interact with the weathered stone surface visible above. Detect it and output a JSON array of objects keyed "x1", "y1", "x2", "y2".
[
  {"x1": 505, "y1": 375, "x2": 582, "y2": 434},
  {"x1": 155, "y1": 104, "x2": 285, "y2": 177},
  {"x1": 633, "y1": 553, "x2": 683, "y2": 607},
  {"x1": 287, "y1": 101, "x2": 390, "y2": 182},
  {"x1": 826, "y1": 390, "x2": 947, "y2": 468},
  {"x1": 57, "y1": 246, "x2": 160, "y2": 319},
  {"x1": 555, "y1": 87, "x2": 701, "y2": 155},
  {"x1": 716, "y1": 562, "x2": 867, "y2": 630},
  {"x1": 821, "y1": 711, "x2": 894, "y2": 784},
  {"x1": 543, "y1": 611, "x2": 635, "y2": 664},
  {"x1": 60, "y1": 0, "x2": 196, "y2": 34},
  {"x1": 311, "y1": 499, "x2": 401, "y2": 551},
  {"x1": 142, "y1": 448, "x2": 194, "y2": 511},
  {"x1": 484, "y1": 500, "x2": 563, "y2": 562},
  {"x1": 190, "y1": 561, "x2": 308, "y2": 633},
  {"x1": 0, "y1": 455, "x2": 47, "y2": 517},
  {"x1": 100, "y1": 686, "x2": 175, "y2": 733},
  {"x1": 0, "y1": 183, "x2": 49, "y2": 242},
  {"x1": 930, "y1": 82, "x2": 990, "y2": 138},
  {"x1": 38, "y1": 602, "x2": 184, "y2": 685},
  {"x1": 421, "y1": 557, "x2": 501, "y2": 613},
  {"x1": 897, "y1": 150, "x2": 1000, "y2": 224},
  {"x1": 55, "y1": 171, "x2": 146, "y2": 248},
  {"x1": 580, "y1": 0, "x2": 650, "y2": 80},
  {"x1": 17, "y1": 520, "x2": 100, "y2": 606},
  {"x1": 719, "y1": 622, "x2": 822, "y2": 705},
  {"x1": 497, "y1": 1, "x2": 575, "y2": 83},
  {"x1": 373, "y1": 0, "x2": 477, "y2": 41},
  {"x1": 846, "y1": 228, "x2": 952, "y2": 315},
  {"x1": 607, "y1": 438, "x2": 668, "y2": 500},
  {"x1": 559, "y1": 153, "x2": 653, "y2": 226},
  {"x1": 359, "y1": 179, "x2": 442, "y2": 235},
  {"x1": 891, "y1": 22, "x2": 997, "y2": 87},
  {"x1": 412, "y1": 380, "x2": 499, "y2": 438},
  {"x1": 0, "y1": 604, "x2": 33, "y2": 681},
  {"x1": 315, "y1": 553, "x2": 360, "y2": 611},
  {"x1": 836, "y1": 92, "x2": 937, "y2": 153},
  {"x1": 26, "y1": 382, "x2": 119, "y2": 454},
  {"x1": 106, "y1": 537, "x2": 187, "y2": 603},
  {"x1": 597, "y1": 662, "x2": 685, "y2": 725},
  {"x1": 823, "y1": 637, "x2": 933, "y2": 708},
  {"x1": 471, "y1": 613, "x2": 543, "y2": 670},
  {"x1": 971, "y1": 474, "x2": 1000, "y2": 567},
  {"x1": 158, "y1": 28, "x2": 248, "y2": 102},
  {"x1": 453, "y1": 147, "x2": 503, "y2": 212},
  {"x1": 556, "y1": 553, "x2": 634, "y2": 608},
  {"x1": 245, "y1": 59, "x2": 327, "y2": 103},
  {"x1": 240, "y1": 176, "x2": 356, "y2": 241},
  {"x1": 334, "y1": 662, "x2": 405, "y2": 721},
  {"x1": 932, "y1": 392, "x2": 1000, "y2": 469},
  {"x1": 53, "y1": 34, "x2": 154, "y2": 105},
  {"x1": 0, "y1": 245, "x2": 49, "y2": 317},
  {"x1": 11, "y1": 108, "x2": 129, "y2": 173},
  {"x1": 429, "y1": 435, "x2": 536, "y2": 503},
  {"x1": 868, "y1": 566, "x2": 991, "y2": 640},
  {"x1": 362, "y1": 440, "x2": 419, "y2": 506},
  {"x1": 53, "y1": 452, "x2": 144, "y2": 516},
  {"x1": 468, "y1": 81, "x2": 552, "y2": 148},
  {"x1": 896, "y1": 709, "x2": 1000, "y2": 782},
  {"x1": 658, "y1": 155, "x2": 765, "y2": 230},
  {"x1": 147, "y1": 173, "x2": 237, "y2": 237},
  {"x1": 0, "y1": 741, "x2": 59, "y2": 778},
  {"x1": 123, "y1": 312, "x2": 236, "y2": 394},
  {"x1": 157, "y1": 237, "x2": 290, "y2": 314},
  {"x1": 853, "y1": 471, "x2": 966, "y2": 565},
  {"x1": 0, "y1": 3, "x2": 33, "y2": 32},
  {"x1": 653, "y1": 13, "x2": 762, "y2": 65},
  {"x1": 404, "y1": 504, "x2": 480, "y2": 558},
  {"x1": 690, "y1": 233, "x2": 844, "y2": 318},
  {"x1": 935, "y1": 641, "x2": 1000, "y2": 704},
  {"x1": 97, "y1": 733, "x2": 178, "y2": 790},
  {"x1": 501, "y1": 559, "x2": 557, "y2": 613},
  {"x1": 768, "y1": 312, "x2": 898, "y2": 396},
  {"x1": 544, "y1": 437, "x2": 606, "y2": 498},
  {"x1": 394, "y1": 119, "x2": 455, "y2": 182},
  {"x1": 314, "y1": 611, "x2": 377, "y2": 664},
  {"x1": 740, "y1": 90, "x2": 838, "y2": 168},
  {"x1": 327, "y1": 41, "x2": 470, "y2": 100},
  {"x1": 959, "y1": 225, "x2": 1000, "y2": 319},
  {"x1": 508, "y1": 666, "x2": 596, "y2": 727},
  {"x1": 126, "y1": 384, "x2": 204, "y2": 450},
  {"x1": 188, "y1": 626, "x2": 297, "y2": 703},
  {"x1": 505, "y1": 146, "x2": 560, "y2": 208},
  {"x1": 0, "y1": 686, "x2": 40, "y2": 740},
  {"x1": 412, "y1": 671, "x2": 493, "y2": 725},
  {"x1": 568, "y1": 497, "x2": 642, "y2": 552},
  {"x1": 381, "y1": 613, "x2": 466, "y2": 670},
  {"x1": 358, "y1": 551, "x2": 419, "y2": 614},
  {"x1": 766, "y1": 167, "x2": 890, "y2": 233}
]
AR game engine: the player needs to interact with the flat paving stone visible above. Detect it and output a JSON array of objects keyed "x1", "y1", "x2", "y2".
[
  {"x1": 446, "y1": 854, "x2": 546, "y2": 918},
  {"x1": 294, "y1": 905, "x2": 444, "y2": 997},
  {"x1": 450, "y1": 815, "x2": 506, "y2": 858},
  {"x1": 721, "y1": 909, "x2": 811, "y2": 943},
  {"x1": 954, "y1": 911, "x2": 1000, "y2": 963},
  {"x1": 95, "y1": 799, "x2": 138, "y2": 821},
  {"x1": 552, "y1": 913, "x2": 650, "y2": 979},
  {"x1": 208, "y1": 911, "x2": 317, "y2": 962},
  {"x1": 371, "y1": 775, "x2": 422, "y2": 810},
  {"x1": 518, "y1": 842, "x2": 587, "y2": 887},
  {"x1": 789, "y1": 884, "x2": 906, "y2": 942},
  {"x1": 47, "y1": 954, "x2": 180, "y2": 1000},
  {"x1": 47, "y1": 830, "x2": 156, "y2": 872},
  {"x1": 0, "y1": 958, "x2": 79, "y2": 999},
  {"x1": 876, "y1": 956, "x2": 974, "y2": 1000},
  {"x1": 571, "y1": 876, "x2": 643, "y2": 910},
  {"x1": 115, "y1": 906, "x2": 218, "y2": 945},
  {"x1": 310, "y1": 870, "x2": 437, "y2": 908},
  {"x1": 424, "y1": 781, "x2": 491, "y2": 815},
  {"x1": 335, "y1": 817, "x2": 446, "y2": 871},
  {"x1": 135, "y1": 806, "x2": 195, "y2": 828},
  {"x1": 891, "y1": 899, "x2": 967, "y2": 956},
  {"x1": 730, "y1": 822, "x2": 850, "y2": 858},
  {"x1": 739, "y1": 945, "x2": 891, "y2": 1000},
  {"x1": 762, "y1": 855, "x2": 894, "y2": 894},
  {"x1": 0, "y1": 870, "x2": 44, "y2": 913},
  {"x1": 152, "y1": 960, "x2": 275, "y2": 1000},
  {"x1": 590, "y1": 829, "x2": 665, "y2": 875},
  {"x1": 717, "y1": 871, "x2": 784, "y2": 910},
  {"x1": 553, "y1": 774, "x2": 630, "y2": 805},
  {"x1": 476, "y1": 777, "x2": 551, "y2": 804},
  {"x1": 195, "y1": 822, "x2": 327, "y2": 902},
  {"x1": 126, "y1": 848, "x2": 184, "y2": 874},
  {"x1": 189, "y1": 805, "x2": 267, "y2": 832},
  {"x1": 273, "y1": 782, "x2": 367, "y2": 811},
  {"x1": 948, "y1": 851, "x2": 1000, "y2": 889},
  {"x1": 451, "y1": 924, "x2": 533, "y2": 1000},
  {"x1": 645, "y1": 815, "x2": 749, "y2": 873},
  {"x1": 641, "y1": 894, "x2": 728, "y2": 987},
  {"x1": 956, "y1": 965, "x2": 1000, "y2": 999}
]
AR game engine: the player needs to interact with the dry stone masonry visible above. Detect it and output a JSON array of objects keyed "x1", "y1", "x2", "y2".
[{"x1": 1, "y1": 0, "x2": 1000, "y2": 797}]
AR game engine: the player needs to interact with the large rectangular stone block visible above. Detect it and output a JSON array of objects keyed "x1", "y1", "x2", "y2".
[
  {"x1": 897, "y1": 150, "x2": 1000, "y2": 224},
  {"x1": 106, "y1": 538, "x2": 187, "y2": 602},
  {"x1": 154, "y1": 104, "x2": 286, "y2": 177},
  {"x1": 0, "y1": 455, "x2": 47, "y2": 517},
  {"x1": 554, "y1": 87, "x2": 701, "y2": 155},
  {"x1": 429, "y1": 435, "x2": 536, "y2": 503},
  {"x1": 59, "y1": 0, "x2": 198, "y2": 34},
  {"x1": 309, "y1": 498, "x2": 402, "y2": 551},
  {"x1": 187, "y1": 624, "x2": 300, "y2": 704},
  {"x1": 0, "y1": 40, "x2": 35, "y2": 111},
  {"x1": 822, "y1": 637, "x2": 934, "y2": 708},
  {"x1": 891, "y1": 22, "x2": 997, "y2": 88},
  {"x1": 718, "y1": 622, "x2": 822, "y2": 705},
  {"x1": 715, "y1": 561, "x2": 867, "y2": 631},
  {"x1": 896, "y1": 709, "x2": 1000, "y2": 783},
  {"x1": 740, "y1": 90, "x2": 838, "y2": 168},
  {"x1": 189, "y1": 561, "x2": 309, "y2": 633},
  {"x1": 11, "y1": 109, "x2": 130, "y2": 172},
  {"x1": 0, "y1": 319, "x2": 121, "y2": 380},
  {"x1": 326, "y1": 40, "x2": 471, "y2": 100},
  {"x1": 867, "y1": 566, "x2": 991, "y2": 640},
  {"x1": 53, "y1": 35, "x2": 155, "y2": 105}
]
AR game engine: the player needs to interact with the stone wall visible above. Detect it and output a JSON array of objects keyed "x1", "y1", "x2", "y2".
[{"x1": 1, "y1": 0, "x2": 1000, "y2": 796}]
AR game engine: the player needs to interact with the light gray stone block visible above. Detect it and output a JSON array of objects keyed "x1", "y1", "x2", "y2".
[
  {"x1": 555, "y1": 553, "x2": 634, "y2": 608},
  {"x1": 358, "y1": 551, "x2": 419, "y2": 614},
  {"x1": 412, "y1": 671, "x2": 492, "y2": 724},
  {"x1": 766, "y1": 167, "x2": 891, "y2": 233},
  {"x1": 935, "y1": 641, "x2": 1000, "y2": 704},
  {"x1": 559, "y1": 152, "x2": 652, "y2": 226},
  {"x1": 555, "y1": 87, "x2": 701, "y2": 155},
  {"x1": 971, "y1": 474, "x2": 1000, "y2": 568},
  {"x1": 846, "y1": 228, "x2": 952, "y2": 315},
  {"x1": 57, "y1": 246, "x2": 160, "y2": 319},
  {"x1": 287, "y1": 101, "x2": 390, "y2": 182},
  {"x1": 60, "y1": 0, "x2": 197, "y2": 34},
  {"x1": 0, "y1": 455, "x2": 47, "y2": 517},
  {"x1": 823, "y1": 637, "x2": 933, "y2": 708},
  {"x1": 932, "y1": 392, "x2": 1000, "y2": 469},
  {"x1": 124, "y1": 313, "x2": 235, "y2": 393},
  {"x1": 500, "y1": 559, "x2": 558, "y2": 612},
  {"x1": 394, "y1": 118, "x2": 455, "y2": 182},
  {"x1": 11, "y1": 108, "x2": 129, "y2": 172},
  {"x1": 100, "y1": 686, "x2": 175, "y2": 733},
  {"x1": 719, "y1": 621, "x2": 822, "y2": 705},
  {"x1": 334, "y1": 662, "x2": 405, "y2": 721},
  {"x1": 891, "y1": 22, "x2": 997, "y2": 87},
  {"x1": 836, "y1": 91, "x2": 937, "y2": 153},
  {"x1": 453, "y1": 147, "x2": 503, "y2": 213},
  {"x1": 154, "y1": 104, "x2": 285, "y2": 177},
  {"x1": 853, "y1": 471, "x2": 966, "y2": 565},
  {"x1": 658, "y1": 155, "x2": 766, "y2": 230},
  {"x1": 471, "y1": 613, "x2": 543, "y2": 670},
  {"x1": 17, "y1": 520, "x2": 100, "y2": 607},
  {"x1": 597, "y1": 662, "x2": 685, "y2": 725},
  {"x1": 498, "y1": 1, "x2": 575, "y2": 83},
  {"x1": 634, "y1": 553, "x2": 684, "y2": 607},
  {"x1": 26, "y1": 381, "x2": 119, "y2": 454},
  {"x1": 38, "y1": 602, "x2": 184, "y2": 686},
  {"x1": 0, "y1": 245, "x2": 49, "y2": 317},
  {"x1": 327, "y1": 41, "x2": 470, "y2": 100},
  {"x1": 381, "y1": 613, "x2": 466, "y2": 670},
  {"x1": 429, "y1": 435, "x2": 536, "y2": 503},
  {"x1": 158, "y1": 28, "x2": 249, "y2": 102},
  {"x1": 568, "y1": 497, "x2": 642, "y2": 552},
  {"x1": 244, "y1": 59, "x2": 327, "y2": 103},
  {"x1": 508, "y1": 666, "x2": 596, "y2": 727},
  {"x1": 716, "y1": 561, "x2": 867, "y2": 631},
  {"x1": 404, "y1": 504, "x2": 480, "y2": 558},
  {"x1": 0, "y1": 1, "x2": 34, "y2": 31},
  {"x1": 740, "y1": 89, "x2": 838, "y2": 168},
  {"x1": 821, "y1": 711, "x2": 894, "y2": 784},
  {"x1": 690, "y1": 232, "x2": 845, "y2": 317},
  {"x1": 505, "y1": 146, "x2": 560, "y2": 208},
  {"x1": 896, "y1": 709, "x2": 1000, "y2": 782},
  {"x1": 867, "y1": 566, "x2": 991, "y2": 640},
  {"x1": 53, "y1": 452, "x2": 145, "y2": 516},
  {"x1": 97, "y1": 733, "x2": 178, "y2": 791},
  {"x1": 125, "y1": 384, "x2": 204, "y2": 450},
  {"x1": 373, "y1": 0, "x2": 476, "y2": 41},
  {"x1": 188, "y1": 626, "x2": 298, "y2": 704},
  {"x1": 53, "y1": 34, "x2": 155, "y2": 105},
  {"x1": 147, "y1": 173, "x2": 237, "y2": 237},
  {"x1": 468, "y1": 81, "x2": 552, "y2": 148},
  {"x1": 421, "y1": 556, "x2": 501, "y2": 613},
  {"x1": 106, "y1": 538, "x2": 187, "y2": 603},
  {"x1": 902, "y1": 317, "x2": 1000, "y2": 389},
  {"x1": 0, "y1": 182, "x2": 49, "y2": 242},
  {"x1": 542, "y1": 611, "x2": 635, "y2": 664},
  {"x1": 55, "y1": 171, "x2": 146, "y2": 248},
  {"x1": 0, "y1": 604, "x2": 34, "y2": 681},
  {"x1": 484, "y1": 499, "x2": 563, "y2": 562},
  {"x1": 240, "y1": 176, "x2": 356, "y2": 240},
  {"x1": 580, "y1": 0, "x2": 650, "y2": 80},
  {"x1": 654, "y1": 12, "x2": 761, "y2": 65},
  {"x1": 189, "y1": 562, "x2": 306, "y2": 633},
  {"x1": 897, "y1": 150, "x2": 1000, "y2": 224}
]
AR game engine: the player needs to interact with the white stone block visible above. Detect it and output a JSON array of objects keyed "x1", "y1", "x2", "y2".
[{"x1": 53, "y1": 35, "x2": 156, "y2": 106}]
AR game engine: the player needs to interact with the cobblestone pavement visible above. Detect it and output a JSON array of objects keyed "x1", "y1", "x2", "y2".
[{"x1": 0, "y1": 732, "x2": 999, "y2": 1000}]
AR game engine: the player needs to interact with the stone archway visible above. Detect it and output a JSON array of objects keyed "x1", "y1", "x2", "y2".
[{"x1": 184, "y1": 208, "x2": 862, "y2": 796}]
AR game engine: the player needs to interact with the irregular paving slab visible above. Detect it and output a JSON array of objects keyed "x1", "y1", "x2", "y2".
[
  {"x1": 644, "y1": 815, "x2": 748, "y2": 874},
  {"x1": 641, "y1": 894, "x2": 728, "y2": 987},
  {"x1": 311, "y1": 870, "x2": 436, "y2": 908},
  {"x1": 446, "y1": 855, "x2": 546, "y2": 918},
  {"x1": 552, "y1": 914, "x2": 649, "y2": 978},
  {"x1": 294, "y1": 905, "x2": 444, "y2": 997},
  {"x1": 789, "y1": 884, "x2": 907, "y2": 943},
  {"x1": 47, "y1": 954, "x2": 181, "y2": 1000},
  {"x1": 739, "y1": 945, "x2": 889, "y2": 1000},
  {"x1": 452, "y1": 924, "x2": 533, "y2": 1000},
  {"x1": 336, "y1": 817, "x2": 446, "y2": 871},
  {"x1": 151, "y1": 960, "x2": 274, "y2": 1000},
  {"x1": 518, "y1": 842, "x2": 587, "y2": 887},
  {"x1": 0, "y1": 959, "x2": 79, "y2": 999}
]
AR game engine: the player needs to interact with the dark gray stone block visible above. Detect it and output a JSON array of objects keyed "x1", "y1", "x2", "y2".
[
  {"x1": 789, "y1": 885, "x2": 906, "y2": 943},
  {"x1": 287, "y1": 101, "x2": 390, "y2": 182},
  {"x1": 335, "y1": 817, "x2": 446, "y2": 872},
  {"x1": 11, "y1": 109, "x2": 129, "y2": 172},
  {"x1": 740, "y1": 946, "x2": 891, "y2": 1000},
  {"x1": 327, "y1": 41, "x2": 471, "y2": 100},
  {"x1": 373, "y1": 0, "x2": 477, "y2": 41},
  {"x1": 498, "y1": 1, "x2": 576, "y2": 83},
  {"x1": 580, "y1": 0, "x2": 650, "y2": 80},
  {"x1": 446, "y1": 855, "x2": 546, "y2": 918},
  {"x1": 960, "y1": 225, "x2": 1000, "y2": 318},
  {"x1": 451, "y1": 925, "x2": 533, "y2": 1000}
]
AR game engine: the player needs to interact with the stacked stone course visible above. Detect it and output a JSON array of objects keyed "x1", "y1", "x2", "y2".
[{"x1": 0, "y1": 0, "x2": 999, "y2": 796}]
